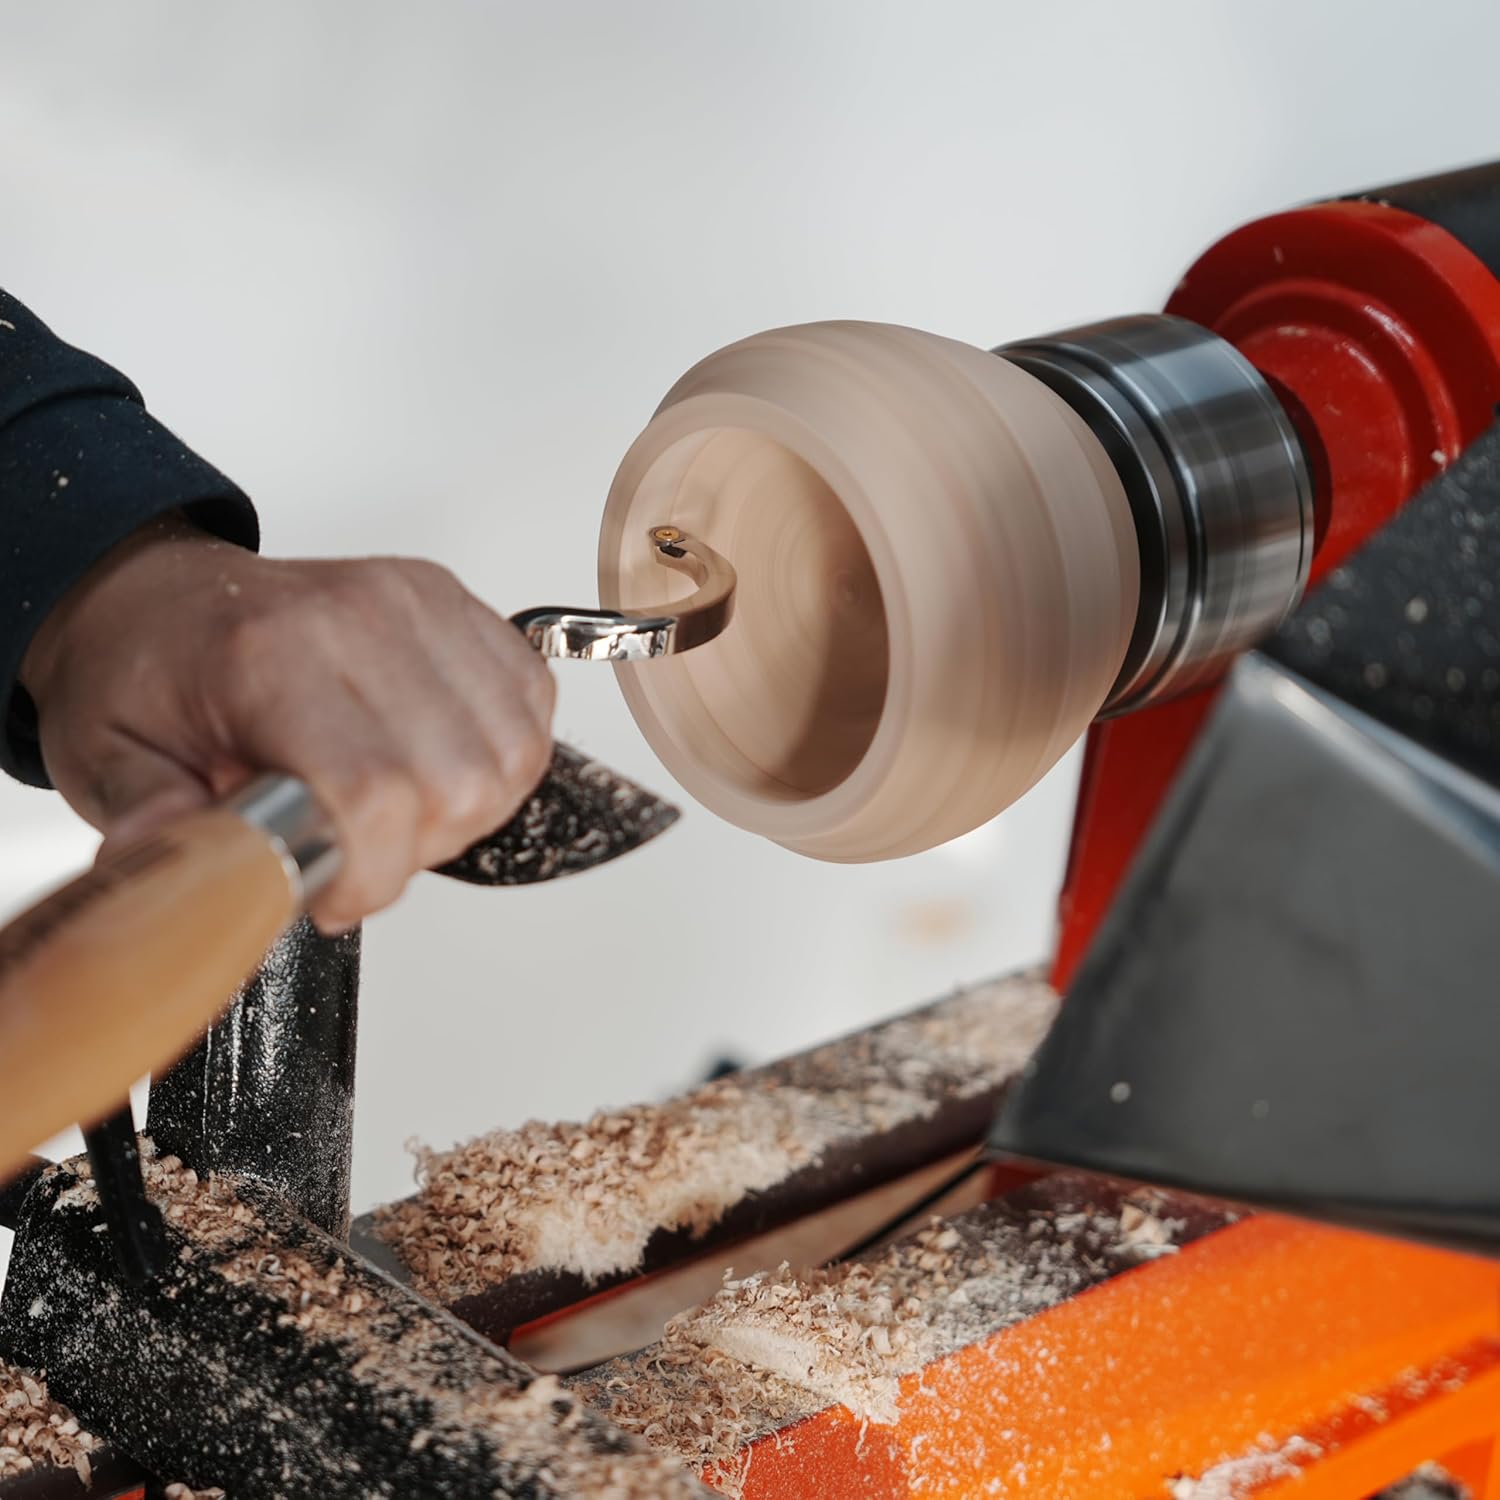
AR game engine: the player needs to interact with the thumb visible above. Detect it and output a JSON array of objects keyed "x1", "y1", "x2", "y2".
[{"x1": 87, "y1": 745, "x2": 218, "y2": 860}]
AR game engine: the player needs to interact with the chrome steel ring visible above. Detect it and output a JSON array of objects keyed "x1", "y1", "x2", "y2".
[{"x1": 1002, "y1": 314, "x2": 1313, "y2": 713}]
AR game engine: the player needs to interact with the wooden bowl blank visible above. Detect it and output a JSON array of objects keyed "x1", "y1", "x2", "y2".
[{"x1": 598, "y1": 321, "x2": 1138, "y2": 862}]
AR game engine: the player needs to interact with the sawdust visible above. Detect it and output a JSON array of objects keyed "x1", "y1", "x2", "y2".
[
  {"x1": 120, "y1": 1146, "x2": 701, "y2": 1499},
  {"x1": 374, "y1": 976, "x2": 1058, "y2": 1302},
  {"x1": 381, "y1": 1078, "x2": 817, "y2": 1300},
  {"x1": 1116, "y1": 1197, "x2": 1183, "y2": 1257},
  {"x1": 436, "y1": 743, "x2": 679, "y2": 885},
  {"x1": 572, "y1": 1338, "x2": 809, "y2": 1497},
  {"x1": 0, "y1": 1360, "x2": 102, "y2": 1486},
  {"x1": 573, "y1": 1178, "x2": 1178, "y2": 1496},
  {"x1": 1166, "y1": 1433, "x2": 1324, "y2": 1498},
  {"x1": 665, "y1": 1221, "x2": 966, "y2": 1425},
  {"x1": 2, "y1": 1262, "x2": 226, "y2": 1497}
]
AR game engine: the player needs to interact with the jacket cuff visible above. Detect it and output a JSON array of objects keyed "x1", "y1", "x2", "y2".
[{"x1": 0, "y1": 394, "x2": 259, "y2": 787}]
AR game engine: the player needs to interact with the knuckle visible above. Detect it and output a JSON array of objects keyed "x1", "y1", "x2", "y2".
[
  {"x1": 319, "y1": 866, "x2": 408, "y2": 928},
  {"x1": 527, "y1": 661, "x2": 558, "y2": 716},
  {"x1": 414, "y1": 557, "x2": 462, "y2": 593},
  {"x1": 363, "y1": 760, "x2": 423, "y2": 814},
  {"x1": 222, "y1": 608, "x2": 282, "y2": 669},
  {"x1": 324, "y1": 563, "x2": 393, "y2": 617},
  {"x1": 376, "y1": 556, "x2": 458, "y2": 605},
  {"x1": 309, "y1": 558, "x2": 390, "y2": 611},
  {"x1": 431, "y1": 755, "x2": 502, "y2": 830},
  {"x1": 499, "y1": 722, "x2": 552, "y2": 791},
  {"x1": 332, "y1": 758, "x2": 424, "y2": 841}
]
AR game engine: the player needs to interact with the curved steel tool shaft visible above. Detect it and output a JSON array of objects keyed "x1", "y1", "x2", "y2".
[
  {"x1": 436, "y1": 526, "x2": 732, "y2": 884},
  {"x1": 511, "y1": 526, "x2": 736, "y2": 661}
]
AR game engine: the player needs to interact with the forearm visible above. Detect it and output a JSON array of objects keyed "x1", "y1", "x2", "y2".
[{"x1": 0, "y1": 288, "x2": 258, "y2": 786}]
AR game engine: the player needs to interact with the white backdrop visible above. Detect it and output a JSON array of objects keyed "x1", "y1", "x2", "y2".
[{"x1": 0, "y1": 0, "x2": 1494, "y2": 1256}]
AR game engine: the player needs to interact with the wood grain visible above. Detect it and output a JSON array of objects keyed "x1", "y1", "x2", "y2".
[
  {"x1": 0, "y1": 810, "x2": 296, "y2": 1176},
  {"x1": 600, "y1": 321, "x2": 1138, "y2": 860}
]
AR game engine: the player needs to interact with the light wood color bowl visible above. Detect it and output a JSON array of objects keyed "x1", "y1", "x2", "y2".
[{"x1": 599, "y1": 322, "x2": 1138, "y2": 862}]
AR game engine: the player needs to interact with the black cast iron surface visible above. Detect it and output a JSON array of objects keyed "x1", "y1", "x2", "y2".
[
  {"x1": 0, "y1": 1161, "x2": 705, "y2": 1499},
  {"x1": 1270, "y1": 419, "x2": 1500, "y2": 787},
  {"x1": 0, "y1": 1157, "x2": 45, "y2": 1232},
  {"x1": 435, "y1": 743, "x2": 679, "y2": 886},
  {"x1": 148, "y1": 918, "x2": 360, "y2": 1240}
]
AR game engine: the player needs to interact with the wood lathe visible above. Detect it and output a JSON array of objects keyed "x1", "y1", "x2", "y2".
[{"x1": 4, "y1": 159, "x2": 1500, "y2": 1497}]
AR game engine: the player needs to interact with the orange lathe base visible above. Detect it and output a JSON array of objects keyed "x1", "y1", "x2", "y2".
[{"x1": 721, "y1": 1218, "x2": 1500, "y2": 1498}]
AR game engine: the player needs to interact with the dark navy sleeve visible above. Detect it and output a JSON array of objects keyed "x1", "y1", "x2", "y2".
[{"x1": 0, "y1": 288, "x2": 259, "y2": 787}]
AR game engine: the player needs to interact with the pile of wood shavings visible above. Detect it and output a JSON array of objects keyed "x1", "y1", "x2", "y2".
[
  {"x1": 0, "y1": 1361, "x2": 100, "y2": 1485},
  {"x1": 375, "y1": 976, "x2": 1058, "y2": 1302},
  {"x1": 123, "y1": 1146, "x2": 703, "y2": 1499},
  {"x1": 574, "y1": 1340, "x2": 809, "y2": 1497},
  {"x1": 572, "y1": 1180, "x2": 1197, "y2": 1497},
  {"x1": 846, "y1": 981, "x2": 1056, "y2": 1111},
  {"x1": 665, "y1": 1220, "x2": 968, "y2": 1426},
  {"x1": 658, "y1": 1184, "x2": 1184, "y2": 1432},
  {"x1": 379, "y1": 1078, "x2": 820, "y2": 1300},
  {"x1": 571, "y1": 1220, "x2": 985, "y2": 1499}
]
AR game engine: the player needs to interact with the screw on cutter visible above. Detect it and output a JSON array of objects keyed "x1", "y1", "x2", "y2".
[{"x1": 510, "y1": 526, "x2": 736, "y2": 662}]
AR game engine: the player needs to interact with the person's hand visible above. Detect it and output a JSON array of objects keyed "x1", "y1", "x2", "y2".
[{"x1": 20, "y1": 515, "x2": 556, "y2": 932}]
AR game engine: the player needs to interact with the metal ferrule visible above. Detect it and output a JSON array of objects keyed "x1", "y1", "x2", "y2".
[
  {"x1": 226, "y1": 774, "x2": 341, "y2": 903},
  {"x1": 1001, "y1": 314, "x2": 1314, "y2": 714}
]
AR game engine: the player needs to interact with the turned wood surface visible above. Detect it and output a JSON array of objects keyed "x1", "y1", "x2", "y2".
[
  {"x1": 600, "y1": 321, "x2": 1138, "y2": 860},
  {"x1": 0, "y1": 809, "x2": 296, "y2": 1176}
]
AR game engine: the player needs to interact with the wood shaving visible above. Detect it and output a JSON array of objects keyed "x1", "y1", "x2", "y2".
[
  {"x1": 0, "y1": 1359, "x2": 101, "y2": 1485},
  {"x1": 570, "y1": 1338, "x2": 808, "y2": 1498},
  {"x1": 136, "y1": 1147, "x2": 702, "y2": 1499},
  {"x1": 1166, "y1": 1434, "x2": 1324, "y2": 1498},
  {"x1": 1115, "y1": 1191, "x2": 1186, "y2": 1259},
  {"x1": 381, "y1": 1079, "x2": 820, "y2": 1299},
  {"x1": 572, "y1": 1176, "x2": 1197, "y2": 1497},
  {"x1": 374, "y1": 976, "x2": 1057, "y2": 1302},
  {"x1": 663, "y1": 1221, "x2": 967, "y2": 1426}
]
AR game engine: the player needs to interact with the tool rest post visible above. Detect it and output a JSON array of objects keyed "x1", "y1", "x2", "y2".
[{"x1": 146, "y1": 917, "x2": 361, "y2": 1237}]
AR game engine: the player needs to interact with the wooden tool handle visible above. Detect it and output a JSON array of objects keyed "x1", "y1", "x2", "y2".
[{"x1": 0, "y1": 807, "x2": 299, "y2": 1178}]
